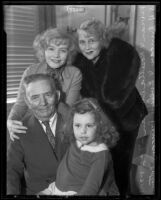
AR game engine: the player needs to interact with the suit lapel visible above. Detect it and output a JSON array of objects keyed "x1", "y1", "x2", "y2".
[
  {"x1": 27, "y1": 113, "x2": 68, "y2": 162},
  {"x1": 28, "y1": 115, "x2": 45, "y2": 138},
  {"x1": 27, "y1": 115, "x2": 59, "y2": 159}
]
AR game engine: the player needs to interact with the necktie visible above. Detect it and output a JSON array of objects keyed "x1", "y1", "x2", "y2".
[{"x1": 42, "y1": 121, "x2": 55, "y2": 149}]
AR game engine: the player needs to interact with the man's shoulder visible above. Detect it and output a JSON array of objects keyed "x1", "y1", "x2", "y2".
[{"x1": 21, "y1": 111, "x2": 36, "y2": 127}]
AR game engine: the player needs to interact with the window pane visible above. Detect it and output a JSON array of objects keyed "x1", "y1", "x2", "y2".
[{"x1": 5, "y1": 5, "x2": 40, "y2": 103}]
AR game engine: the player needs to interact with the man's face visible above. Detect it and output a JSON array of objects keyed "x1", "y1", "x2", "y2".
[
  {"x1": 78, "y1": 30, "x2": 102, "y2": 63},
  {"x1": 25, "y1": 79, "x2": 57, "y2": 121}
]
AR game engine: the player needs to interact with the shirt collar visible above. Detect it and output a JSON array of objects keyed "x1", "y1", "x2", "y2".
[
  {"x1": 76, "y1": 140, "x2": 108, "y2": 152},
  {"x1": 39, "y1": 112, "x2": 57, "y2": 126}
]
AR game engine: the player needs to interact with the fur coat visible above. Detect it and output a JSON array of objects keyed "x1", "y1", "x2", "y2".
[{"x1": 73, "y1": 38, "x2": 148, "y2": 132}]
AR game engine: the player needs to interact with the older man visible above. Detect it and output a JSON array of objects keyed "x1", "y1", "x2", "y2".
[{"x1": 7, "y1": 74, "x2": 70, "y2": 195}]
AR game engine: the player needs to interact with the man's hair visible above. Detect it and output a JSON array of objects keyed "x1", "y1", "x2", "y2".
[
  {"x1": 64, "y1": 98, "x2": 119, "y2": 148},
  {"x1": 23, "y1": 73, "x2": 57, "y2": 93}
]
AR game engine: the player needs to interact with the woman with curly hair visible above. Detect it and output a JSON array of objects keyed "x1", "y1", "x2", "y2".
[
  {"x1": 7, "y1": 27, "x2": 82, "y2": 141},
  {"x1": 39, "y1": 98, "x2": 119, "y2": 195}
]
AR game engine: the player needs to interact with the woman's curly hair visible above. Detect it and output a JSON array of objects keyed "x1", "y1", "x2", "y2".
[
  {"x1": 76, "y1": 18, "x2": 129, "y2": 50},
  {"x1": 76, "y1": 18, "x2": 109, "y2": 49},
  {"x1": 64, "y1": 98, "x2": 119, "y2": 148},
  {"x1": 33, "y1": 26, "x2": 78, "y2": 64}
]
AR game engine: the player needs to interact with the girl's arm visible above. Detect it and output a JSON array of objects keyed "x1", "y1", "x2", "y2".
[{"x1": 78, "y1": 151, "x2": 108, "y2": 195}]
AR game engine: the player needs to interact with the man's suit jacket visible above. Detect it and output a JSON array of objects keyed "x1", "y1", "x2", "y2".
[{"x1": 7, "y1": 107, "x2": 70, "y2": 195}]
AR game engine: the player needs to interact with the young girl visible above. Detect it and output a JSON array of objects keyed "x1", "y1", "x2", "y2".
[{"x1": 39, "y1": 98, "x2": 119, "y2": 195}]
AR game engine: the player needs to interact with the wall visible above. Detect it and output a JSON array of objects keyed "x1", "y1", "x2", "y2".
[
  {"x1": 7, "y1": 103, "x2": 14, "y2": 149},
  {"x1": 55, "y1": 5, "x2": 111, "y2": 28},
  {"x1": 131, "y1": 5, "x2": 155, "y2": 194}
]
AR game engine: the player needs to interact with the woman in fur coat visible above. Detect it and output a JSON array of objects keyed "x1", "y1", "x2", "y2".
[{"x1": 72, "y1": 19, "x2": 148, "y2": 195}]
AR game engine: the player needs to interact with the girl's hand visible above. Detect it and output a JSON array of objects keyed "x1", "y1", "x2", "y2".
[{"x1": 7, "y1": 119, "x2": 27, "y2": 141}]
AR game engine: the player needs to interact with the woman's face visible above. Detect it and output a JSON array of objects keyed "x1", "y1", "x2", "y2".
[
  {"x1": 45, "y1": 40, "x2": 69, "y2": 69},
  {"x1": 78, "y1": 30, "x2": 102, "y2": 62}
]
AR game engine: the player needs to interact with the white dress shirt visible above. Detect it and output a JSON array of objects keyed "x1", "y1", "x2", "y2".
[{"x1": 39, "y1": 113, "x2": 58, "y2": 137}]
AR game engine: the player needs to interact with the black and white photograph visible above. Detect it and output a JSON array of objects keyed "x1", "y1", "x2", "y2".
[{"x1": 1, "y1": 2, "x2": 159, "y2": 198}]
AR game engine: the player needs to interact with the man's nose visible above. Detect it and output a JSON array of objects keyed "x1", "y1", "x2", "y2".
[{"x1": 39, "y1": 95, "x2": 47, "y2": 105}]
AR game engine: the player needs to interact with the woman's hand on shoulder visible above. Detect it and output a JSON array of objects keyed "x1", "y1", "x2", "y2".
[{"x1": 7, "y1": 119, "x2": 27, "y2": 141}]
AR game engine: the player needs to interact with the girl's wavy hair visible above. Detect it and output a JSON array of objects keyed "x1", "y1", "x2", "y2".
[
  {"x1": 33, "y1": 27, "x2": 77, "y2": 64},
  {"x1": 64, "y1": 98, "x2": 119, "y2": 148}
]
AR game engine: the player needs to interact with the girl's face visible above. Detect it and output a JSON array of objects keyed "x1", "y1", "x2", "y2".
[
  {"x1": 45, "y1": 40, "x2": 69, "y2": 69},
  {"x1": 78, "y1": 30, "x2": 102, "y2": 63},
  {"x1": 73, "y1": 112, "x2": 97, "y2": 146}
]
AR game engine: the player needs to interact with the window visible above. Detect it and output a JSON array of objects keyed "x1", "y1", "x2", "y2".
[{"x1": 4, "y1": 5, "x2": 40, "y2": 103}]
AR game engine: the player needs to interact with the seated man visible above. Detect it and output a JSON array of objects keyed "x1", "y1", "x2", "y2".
[{"x1": 7, "y1": 74, "x2": 70, "y2": 195}]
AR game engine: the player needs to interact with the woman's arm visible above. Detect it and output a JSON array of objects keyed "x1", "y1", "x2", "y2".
[
  {"x1": 65, "y1": 67, "x2": 82, "y2": 106},
  {"x1": 8, "y1": 68, "x2": 30, "y2": 121},
  {"x1": 7, "y1": 66, "x2": 33, "y2": 140},
  {"x1": 101, "y1": 38, "x2": 140, "y2": 109}
]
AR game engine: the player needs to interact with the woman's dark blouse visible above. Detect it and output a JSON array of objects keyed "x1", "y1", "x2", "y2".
[{"x1": 73, "y1": 38, "x2": 148, "y2": 131}]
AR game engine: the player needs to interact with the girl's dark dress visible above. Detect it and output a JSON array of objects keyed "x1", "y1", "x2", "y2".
[
  {"x1": 73, "y1": 38, "x2": 148, "y2": 195},
  {"x1": 56, "y1": 142, "x2": 119, "y2": 195}
]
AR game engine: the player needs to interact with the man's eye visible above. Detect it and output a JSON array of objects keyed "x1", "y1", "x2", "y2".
[
  {"x1": 46, "y1": 92, "x2": 52, "y2": 97},
  {"x1": 31, "y1": 96, "x2": 39, "y2": 101}
]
